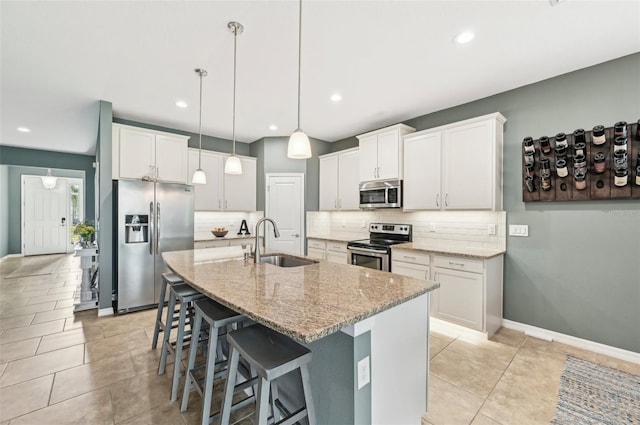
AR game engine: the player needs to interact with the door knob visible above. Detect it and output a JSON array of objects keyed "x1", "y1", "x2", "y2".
[{"x1": 61, "y1": 217, "x2": 66, "y2": 226}]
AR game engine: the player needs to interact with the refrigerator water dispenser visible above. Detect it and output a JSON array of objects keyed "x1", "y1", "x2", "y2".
[{"x1": 125, "y1": 214, "x2": 149, "y2": 243}]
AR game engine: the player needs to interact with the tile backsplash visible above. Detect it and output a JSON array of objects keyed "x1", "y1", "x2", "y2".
[
  {"x1": 307, "y1": 210, "x2": 506, "y2": 251},
  {"x1": 194, "y1": 211, "x2": 264, "y2": 240}
]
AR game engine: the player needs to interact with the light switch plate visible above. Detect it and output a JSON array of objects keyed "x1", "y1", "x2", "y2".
[
  {"x1": 357, "y1": 356, "x2": 370, "y2": 389},
  {"x1": 429, "y1": 223, "x2": 436, "y2": 232},
  {"x1": 509, "y1": 224, "x2": 529, "y2": 237},
  {"x1": 488, "y1": 224, "x2": 496, "y2": 235}
]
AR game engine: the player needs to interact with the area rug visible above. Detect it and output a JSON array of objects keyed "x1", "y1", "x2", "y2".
[
  {"x1": 552, "y1": 355, "x2": 640, "y2": 425},
  {"x1": 5, "y1": 254, "x2": 64, "y2": 278}
]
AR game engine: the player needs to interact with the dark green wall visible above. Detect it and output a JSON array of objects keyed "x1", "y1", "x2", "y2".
[
  {"x1": 113, "y1": 117, "x2": 251, "y2": 156},
  {"x1": 0, "y1": 146, "x2": 96, "y2": 255}
]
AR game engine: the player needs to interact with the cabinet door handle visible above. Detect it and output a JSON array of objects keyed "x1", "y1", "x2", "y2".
[
  {"x1": 425, "y1": 269, "x2": 429, "y2": 280},
  {"x1": 225, "y1": 200, "x2": 228, "y2": 209},
  {"x1": 218, "y1": 200, "x2": 221, "y2": 209},
  {"x1": 436, "y1": 194, "x2": 439, "y2": 207},
  {"x1": 293, "y1": 234, "x2": 300, "y2": 238},
  {"x1": 445, "y1": 194, "x2": 449, "y2": 207},
  {"x1": 334, "y1": 200, "x2": 337, "y2": 209},
  {"x1": 338, "y1": 199, "x2": 342, "y2": 209},
  {"x1": 434, "y1": 271, "x2": 439, "y2": 282},
  {"x1": 448, "y1": 261, "x2": 465, "y2": 267},
  {"x1": 403, "y1": 255, "x2": 416, "y2": 260}
]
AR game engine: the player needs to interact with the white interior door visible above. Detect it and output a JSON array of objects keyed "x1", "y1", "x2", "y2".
[
  {"x1": 22, "y1": 175, "x2": 68, "y2": 255},
  {"x1": 265, "y1": 173, "x2": 304, "y2": 255}
]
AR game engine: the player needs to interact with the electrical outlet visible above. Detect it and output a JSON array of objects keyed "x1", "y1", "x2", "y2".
[
  {"x1": 509, "y1": 224, "x2": 529, "y2": 237},
  {"x1": 488, "y1": 224, "x2": 496, "y2": 235},
  {"x1": 357, "y1": 356, "x2": 370, "y2": 389},
  {"x1": 429, "y1": 223, "x2": 436, "y2": 232}
]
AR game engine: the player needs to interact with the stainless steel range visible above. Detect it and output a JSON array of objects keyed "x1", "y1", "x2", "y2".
[{"x1": 347, "y1": 223, "x2": 412, "y2": 272}]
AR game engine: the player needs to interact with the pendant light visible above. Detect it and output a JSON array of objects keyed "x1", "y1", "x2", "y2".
[
  {"x1": 41, "y1": 168, "x2": 57, "y2": 189},
  {"x1": 191, "y1": 68, "x2": 208, "y2": 185},
  {"x1": 287, "y1": 0, "x2": 311, "y2": 159},
  {"x1": 224, "y1": 22, "x2": 243, "y2": 175}
]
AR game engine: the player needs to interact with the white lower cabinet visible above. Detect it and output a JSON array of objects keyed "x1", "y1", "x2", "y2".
[
  {"x1": 392, "y1": 249, "x2": 504, "y2": 337},
  {"x1": 306, "y1": 239, "x2": 348, "y2": 264}
]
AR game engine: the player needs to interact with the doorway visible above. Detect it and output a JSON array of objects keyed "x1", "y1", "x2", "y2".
[
  {"x1": 21, "y1": 175, "x2": 84, "y2": 255},
  {"x1": 265, "y1": 173, "x2": 305, "y2": 255}
]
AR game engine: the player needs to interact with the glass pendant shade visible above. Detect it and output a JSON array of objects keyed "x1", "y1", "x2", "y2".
[
  {"x1": 288, "y1": 129, "x2": 311, "y2": 159},
  {"x1": 224, "y1": 155, "x2": 243, "y2": 175},
  {"x1": 191, "y1": 168, "x2": 207, "y2": 185},
  {"x1": 41, "y1": 169, "x2": 57, "y2": 189}
]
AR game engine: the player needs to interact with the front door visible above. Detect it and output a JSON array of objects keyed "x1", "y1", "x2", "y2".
[
  {"x1": 22, "y1": 175, "x2": 68, "y2": 255},
  {"x1": 265, "y1": 173, "x2": 304, "y2": 255}
]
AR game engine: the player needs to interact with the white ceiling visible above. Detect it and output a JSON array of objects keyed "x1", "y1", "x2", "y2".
[{"x1": 1, "y1": 1, "x2": 639, "y2": 156}]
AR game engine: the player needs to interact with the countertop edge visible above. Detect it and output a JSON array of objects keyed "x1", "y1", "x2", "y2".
[{"x1": 392, "y1": 243, "x2": 505, "y2": 259}]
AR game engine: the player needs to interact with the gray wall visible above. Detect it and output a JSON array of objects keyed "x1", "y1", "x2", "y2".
[
  {"x1": 113, "y1": 118, "x2": 251, "y2": 156},
  {"x1": 249, "y1": 136, "x2": 331, "y2": 213},
  {"x1": 97, "y1": 101, "x2": 114, "y2": 310},
  {"x1": 332, "y1": 53, "x2": 640, "y2": 353},
  {"x1": 0, "y1": 165, "x2": 9, "y2": 257},
  {"x1": 0, "y1": 147, "x2": 95, "y2": 255}
]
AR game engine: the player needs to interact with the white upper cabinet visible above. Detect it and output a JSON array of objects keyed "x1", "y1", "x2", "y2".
[
  {"x1": 113, "y1": 124, "x2": 189, "y2": 184},
  {"x1": 188, "y1": 149, "x2": 223, "y2": 210},
  {"x1": 337, "y1": 149, "x2": 360, "y2": 210},
  {"x1": 319, "y1": 148, "x2": 359, "y2": 211},
  {"x1": 357, "y1": 124, "x2": 415, "y2": 182},
  {"x1": 403, "y1": 113, "x2": 506, "y2": 211},
  {"x1": 224, "y1": 156, "x2": 257, "y2": 211},
  {"x1": 319, "y1": 155, "x2": 339, "y2": 210},
  {"x1": 404, "y1": 131, "x2": 442, "y2": 210},
  {"x1": 187, "y1": 148, "x2": 256, "y2": 211}
]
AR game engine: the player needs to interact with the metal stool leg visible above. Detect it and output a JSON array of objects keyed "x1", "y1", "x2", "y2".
[
  {"x1": 158, "y1": 292, "x2": 177, "y2": 375},
  {"x1": 171, "y1": 300, "x2": 189, "y2": 401},
  {"x1": 200, "y1": 326, "x2": 220, "y2": 425},
  {"x1": 180, "y1": 311, "x2": 203, "y2": 412}
]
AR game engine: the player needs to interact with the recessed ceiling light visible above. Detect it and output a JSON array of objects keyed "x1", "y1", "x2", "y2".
[
  {"x1": 330, "y1": 93, "x2": 342, "y2": 102},
  {"x1": 175, "y1": 101, "x2": 188, "y2": 108},
  {"x1": 269, "y1": 125, "x2": 278, "y2": 131},
  {"x1": 17, "y1": 127, "x2": 31, "y2": 133},
  {"x1": 454, "y1": 31, "x2": 475, "y2": 44}
]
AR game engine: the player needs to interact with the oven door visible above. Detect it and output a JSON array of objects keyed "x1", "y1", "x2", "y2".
[{"x1": 348, "y1": 246, "x2": 390, "y2": 272}]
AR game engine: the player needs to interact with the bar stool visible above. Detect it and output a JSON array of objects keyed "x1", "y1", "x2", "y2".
[
  {"x1": 158, "y1": 283, "x2": 206, "y2": 401},
  {"x1": 180, "y1": 298, "x2": 248, "y2": 425},
  {"x1": 151, "y1": 272, "x2": 184, "y2": 349},
  {"x1": 220, "y1": 324, "x2": 316, "y2": 425}
]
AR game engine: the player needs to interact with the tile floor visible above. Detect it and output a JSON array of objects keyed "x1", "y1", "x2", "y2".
[{"x1": 1, "y1": 254, "x2": 638, "y2": 425}]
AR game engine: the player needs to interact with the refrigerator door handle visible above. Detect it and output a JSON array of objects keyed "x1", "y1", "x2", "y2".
[
  {"x1": 156, "y1": 202, "x2": 160, "y2": 255},
  {"x1": 149, "y1": 202, "x2": 154, "y2": 255}
]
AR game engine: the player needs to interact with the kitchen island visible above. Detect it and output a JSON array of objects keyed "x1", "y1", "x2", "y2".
[{"x1": 163, "y1": 247, "x2": 439, "y2": 424}]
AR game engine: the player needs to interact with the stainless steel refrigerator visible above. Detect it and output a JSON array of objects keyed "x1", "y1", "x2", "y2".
[{"x1": 116, "y1": 180, "x2": 194, "y2": 312}]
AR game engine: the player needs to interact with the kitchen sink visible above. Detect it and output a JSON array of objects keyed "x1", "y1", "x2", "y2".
[{"x1": 258, "y1": 254, "x2": 319, "y2": 268}]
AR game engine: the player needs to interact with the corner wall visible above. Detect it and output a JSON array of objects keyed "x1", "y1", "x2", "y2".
[{"x1": 0, "y1": 165, "x2": 9, "y2": 257}]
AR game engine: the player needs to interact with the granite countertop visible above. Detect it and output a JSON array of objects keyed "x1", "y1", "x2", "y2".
[
  {"x1": 163, "y1": 248, "x2": 438, "y2": 344},
  {"x1": 393, "y1": 242, "x2": 505, "y2": 259},
  {"x1": 194, "y1": 234, "x2": 257, "y2": 243}
]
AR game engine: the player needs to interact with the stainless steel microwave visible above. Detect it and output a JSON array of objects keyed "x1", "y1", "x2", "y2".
[{"x1": 359, "y1": 179, "x2": 402, "y2": 209}]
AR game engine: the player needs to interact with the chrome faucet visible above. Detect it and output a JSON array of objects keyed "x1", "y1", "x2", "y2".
[{"x1": 254, "y1": 217, "x2": 280, "y2": 263}]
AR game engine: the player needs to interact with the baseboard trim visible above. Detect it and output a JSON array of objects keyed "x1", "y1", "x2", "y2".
[
  {"x1": 0, "y1": 253, "x2": 24, "y2": 260},
  {"x1": 98, "y1": 307, "x2": 114, "y2": 317},
  {"x1": 430, "y1": 317, "x2": 489, "y2": 340},
  {"x1": 502, "y1": 319, "x2": 640, "y2": 364}
]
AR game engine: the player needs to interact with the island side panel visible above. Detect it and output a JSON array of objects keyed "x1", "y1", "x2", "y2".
[
  {"x1": 277, "y1": 330, "x2": 366, "y2": 424},
  {"x1": 371, "y1": 293, "x2": 429, "y2": 424}
]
